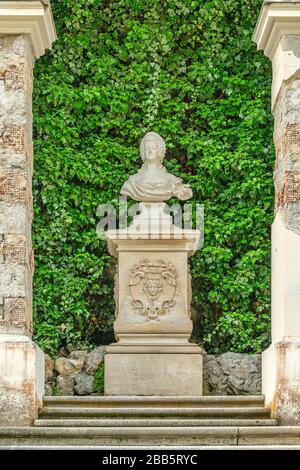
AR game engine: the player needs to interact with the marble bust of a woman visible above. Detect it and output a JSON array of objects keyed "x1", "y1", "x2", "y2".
[{"x1": 120, "y1": 132, "x2": 192, "y2": 202}]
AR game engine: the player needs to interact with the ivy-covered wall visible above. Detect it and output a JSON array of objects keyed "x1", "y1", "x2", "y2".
[{"x1": 33, "y1": 0, "x2": 273, "y2": 356}]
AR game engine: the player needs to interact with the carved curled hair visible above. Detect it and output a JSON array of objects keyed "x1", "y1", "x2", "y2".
[{"x1": 140, "y1": 132, "x2": 166, "y2": 162}]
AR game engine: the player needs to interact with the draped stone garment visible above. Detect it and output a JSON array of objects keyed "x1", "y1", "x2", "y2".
[{"x1": 120, "y1": 166, "x2": 192, "y2": 202}]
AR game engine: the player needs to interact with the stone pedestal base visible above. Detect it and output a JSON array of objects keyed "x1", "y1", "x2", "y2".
[
  {"x1": 105, "y1": 344, "x2": 202, "y2": 396},
  {"x1": 0, "y1": 335, "x2": 44, "y2": 426},
  {"x1": 106, "y1": 222, "x2": 202, "y2": 396},
  {"x1": 263, "y1": 340, "x2": 300, "y2": 424}
]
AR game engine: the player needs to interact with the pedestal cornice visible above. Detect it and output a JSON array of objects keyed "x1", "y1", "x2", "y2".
[{"x1": 106, "y1": 229, "x2": 201, "y2": 258}]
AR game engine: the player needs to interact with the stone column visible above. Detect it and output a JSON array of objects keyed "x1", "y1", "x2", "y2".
[
  {"x1": 0, "y1": 1, "x2": 55, "y2": 426},
  {"x1": 253, "y1": 0, "x2": 300, "y2": 424}
]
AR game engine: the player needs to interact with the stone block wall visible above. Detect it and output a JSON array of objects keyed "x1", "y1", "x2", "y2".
[{"x1": 0, "y1": 35, "x2": 34, "y2": 336}]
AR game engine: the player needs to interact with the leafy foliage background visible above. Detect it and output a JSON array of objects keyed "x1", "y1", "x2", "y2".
[{"x1": 33, "y1": 0, "x2": 273, "y2": 356}]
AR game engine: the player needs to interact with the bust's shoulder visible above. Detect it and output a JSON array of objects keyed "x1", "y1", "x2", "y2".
[
  {"x1": 127, "y1": 171, "x2": 140, "y2": 181},
  {"x1": 166, "y1": 171, "x2": 181, "y2": 183}
]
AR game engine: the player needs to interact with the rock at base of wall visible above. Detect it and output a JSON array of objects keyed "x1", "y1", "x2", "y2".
[
  {"x1": 46, "y1": 347, "x2": 262, "y2": 396},
  {"x1": 56, "y1": 375, "x2": 74, "y2": 396},
  {"x1": 83, "y1": 346, "x2": 106, "y2": 375},
  {"x1": 74, "y1": 371, "x2": 95, "y2": 395},
  {"x1": 55, "y1": 356, "x2": 85, "y2": 377},
  {"x1": 203, "y1": 352, "x2": 261, "y2": 395}
]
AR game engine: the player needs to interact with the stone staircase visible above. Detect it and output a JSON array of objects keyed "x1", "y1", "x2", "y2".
[{"x1": 1, "y1": 395, "x2": 300, "y2": 448}]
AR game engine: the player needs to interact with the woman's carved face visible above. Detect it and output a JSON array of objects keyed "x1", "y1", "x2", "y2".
[
  {"x1": 140, "y1": 132, "x2": 166, "y2": 163},
  {"x1": 144, "y1": 138, "x2": 160, "y2": 163}
]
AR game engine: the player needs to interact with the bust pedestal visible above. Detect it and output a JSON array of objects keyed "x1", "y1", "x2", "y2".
[{"x1": 104, "y1": 219, "x2": 203, "y2": 396}]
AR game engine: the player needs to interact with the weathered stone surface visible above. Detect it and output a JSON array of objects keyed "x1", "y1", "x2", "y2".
[
  {"x1": 0, "y1": 34, "x2": 33, "y2": 337},
  {"x1": 0, "y1": 63, "x2": 25, "y2": 91},
  {"x1": 69, "y1": 350, "x2": 88, "y2": 362},
  {"x1": 45, "y1": 354, "x2": 54, "y2": 382},
  {"x1": 0, "y1": 36, "x2": 33, "y2": 70},
  {"x1": 0, "y1": 336, "x2": 44, "y2": 426},
  {"x1": 203, "y1": 355, "x2": 224, "y2": 394},
  {"x1": 273, "y1": 71, "x2": 300, "y2": 236},
  {"x1": 284, "y1": 202, "x2": 300, "y2": 234},
  {"x1": 55, "y1": 357, "x2": 84, "y2": 377},
  {"x1": 0, "y1": 37, "x2": 32, "y2": 126},
  {"x1": 0, "y1": 153, "x2": 27, "y2": 169},
  {"x1": 57, "y1": 375, "x2": 74, "y2": 396},
  {"x1": 44, "y1": 383, "x2": 53, "y2": 396},
  {"x1": 2, "y1": 297, "x2": 28, "y2": 329},
  {"x1": 49, "y1": 348, "x2": 263, "y2": 397},
  {"x1": 203, "y1": 353, "x2": 261, "y2": 396},
  {"x1": 0, "y1": 234, "x2": 27, "y2": 263},
  {"x1": 286, "y1": 81, "x2": 300, "y2": 120},
  {"x1": 0, "y1": 125, "x2": 25, "y2": 154},
  {"x1": 253, "y1": 6, "x2": 300, "y2": 425},
  {"x1": 74, "y1": 372, "x2": 95, "y2": 395},
  {"x1": 105, "y1": 353, "x2": 202, "y2": 396},
  {"x1": 0, "y1": 6, "x2": 56, "y2": 426},
  {"x1": 0, "y1": 202, "x2": 27, "y2": 234},
  {"x1": 83, "y1": 346, "x2": 106, "y2": 375},
  {"x1": 277, "y1": 174, "x2": 300, "y2": 207},
  {"x1": 0, "y1": 264, "x2": 27, "y2": 297},
  {"x1": 0, "y1": 170, "x2": 28, "y2": 203},
  {"x1": 0, "y1": 89, "x2": 27, "y2": 123},
  {"x1": 263, "y1": 340, "x2": 300, "y2": 425}
]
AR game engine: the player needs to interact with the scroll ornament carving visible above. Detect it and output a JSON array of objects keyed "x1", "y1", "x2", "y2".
[{"x1": 128, "y1": 259, "x2": 180, "y2": 321}]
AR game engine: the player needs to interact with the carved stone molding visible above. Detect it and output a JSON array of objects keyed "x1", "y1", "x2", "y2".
[{"x1": 128, "y1": 259, "x2": 180, "y2": 321}]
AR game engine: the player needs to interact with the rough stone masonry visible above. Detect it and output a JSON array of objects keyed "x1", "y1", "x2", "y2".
[
  {"x1": 274, "y1": 65, "x2": 300, "y2": 234},
  {"x1": 0, "y1": 0, "x2": 57, "y2": 424},
  {"x1": 0, "y1": 35, "x2": 34, "y2": 336},
  {"x1": 272, "y1": 64, "x2": 300, "y2": 424}
]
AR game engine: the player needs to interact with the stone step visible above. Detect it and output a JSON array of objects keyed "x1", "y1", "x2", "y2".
[
  {"x1": 42, "y1": 395, "x2": 265, "y2": 408},
  {"x1": 34, "y1": 418, "x2": 277, "y2": 427},
  {"x1": 1, "y1": 426, "x2": 300, "y2": 446},
  {"x1": 39, "y1": 406, "x2": 271, "y2": 419}
]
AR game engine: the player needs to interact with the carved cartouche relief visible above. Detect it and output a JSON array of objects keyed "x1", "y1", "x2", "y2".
[{"x1": 128, "y1": 259, "x2": 180, "y2": 321}]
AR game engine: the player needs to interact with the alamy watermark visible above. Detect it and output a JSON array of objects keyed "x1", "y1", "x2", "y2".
[{"x1": 96, "y1": 197, "x2": 204, "y2": 249}]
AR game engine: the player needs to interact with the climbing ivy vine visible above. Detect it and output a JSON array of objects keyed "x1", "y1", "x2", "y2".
[{"x1": 32, "y1": 0, "x2": 273, "y2": 356}]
